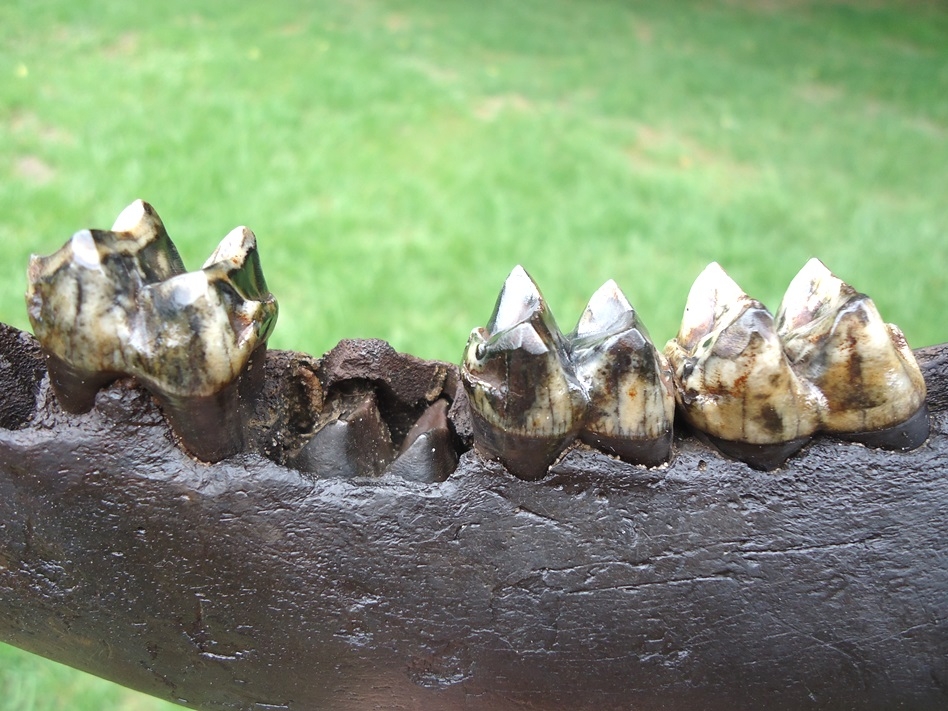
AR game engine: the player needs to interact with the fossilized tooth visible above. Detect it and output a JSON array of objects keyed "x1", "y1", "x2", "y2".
[
  {"x1": 461, "y1": 265, "x2": 587, "y2": 480},
  {"x1": 567, "y1": 280, "x2": 675, "y2": 466},
  {"x1": 292, "y1": 391, "x2": 396, "y2": 479},
  {"x1": 385, "y1": 399, "x2": 458, "y2": 483},
  {"x1": 665, "y1": 263, "x2": 821, "y2": 470},
  {"x1": 25, "y1": 201, "x2": 278, "y2": 463},
  {"x1": 25, "y1": 200, "x2": 187, "y2": 411},
  {"x1": 776, "y1": 258, "x2": 929, "y2": 449}
]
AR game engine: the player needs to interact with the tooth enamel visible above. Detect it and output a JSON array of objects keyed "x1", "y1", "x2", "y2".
[
  {"x1": 568, "y1": 280, "x2": 675, "y2": 466},
  {"x1": 385, "y1": 399, "x2": 458, "y2": 483},
  {"x1": 461, "y1": 266, "x2": 587, "y2": 480},
  {"x1": 777, "y1": 258, "x2": 928, "y2": 446},
  {"x1": 25, "y1": 200, "x2": 278, "y2": 462},
  {"x1": 292, "y1": 391, "x2": 396, "y2": 479},
  {"x1": 665, "y1": 263, "x2": 820, "y2": 469}
]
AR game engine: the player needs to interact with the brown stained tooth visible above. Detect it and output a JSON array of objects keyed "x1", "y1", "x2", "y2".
[
  {"x1": 461, "y1": 265, "x2": 587, "y2": 481},
  {"x1": 776, "y1": 258, "x2": 929, "y2": 450},
  {"x1": 291, "y1": 391, "x2": 395, "y2": 479},
  {"x1": 25, "y1": 201, "x2": 185, "y2": 411},
  {"x1": 567, "y1": 280, "x2": 675, "y2": 466},
  {"x1": 664, "y1": 263, "x2": 821, "y2": 470},
  {"x1": 25, "y1": 201, "x2": 278, "y2": 462},
  {"x1": 385, "y1": 399, "x2": 458, "y2": 483}
]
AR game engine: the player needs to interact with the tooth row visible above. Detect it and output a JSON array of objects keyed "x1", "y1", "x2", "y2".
[
  {"x1": 461, "y1": 266, "x2": 674, "y2": 480},
  {"x1": 26, "y1": 200, "x2": 278, "y2": 463},
  {"x1": 664, "y1": 260, "x2": 928, "y2": 469},
  {"x1": 462, "y1": 261, "x2": 929, "y2": 478}
]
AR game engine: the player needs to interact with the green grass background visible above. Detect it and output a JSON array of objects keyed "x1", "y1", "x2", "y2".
[{"x1": 1, "y1": 0, "x2": 946, "y2": 708}]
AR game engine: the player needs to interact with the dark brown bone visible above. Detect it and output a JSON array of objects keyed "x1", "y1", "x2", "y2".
[{"x1": 1, "y1": 324, "x2": 947, "y2": 710}]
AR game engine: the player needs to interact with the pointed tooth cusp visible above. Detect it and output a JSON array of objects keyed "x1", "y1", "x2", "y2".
[
  {"x1": 385, "y1": 399, "x2": 459, "y2": 483},
  {"x1": 675, "y1": 262, "x2": 749, "y2": 352},
  {"x1": 25, "y1": 202, "x2": 278, "y2": 462},
  {"x1": 108, "y1": 200, "x2": 186, "y2": 282},
  {"x1": 665, "y1": 264, "x2": 819, "y2": 469},
  {"x1": 461, "y1": 266, "x2": 586, "y2": 480},
  {"x1": 292, "y1": 391, "x2": 396, "y2": 479},
  {"x1": 568, "y1": 281, "x2": 674, "y2": 466},
  {"x1": 777, "y1": 260, "x2": 927, "y2": 448}
]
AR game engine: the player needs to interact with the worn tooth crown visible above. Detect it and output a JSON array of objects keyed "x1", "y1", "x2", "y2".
[
  {"x1": 25, "y1": 200, "x2": 278, "y2": 462},
  {"x1": 568, "y1": 280, "x2": 675, "y2": 465},
  {"x1": 665, "y1": 263, "x2": 820, "y2": 468},
  {"x1": 777, "y1": 258, "x2": 927, "y2": 440},
  {"x1": 461, "y1": 266, "x2": 586, "y2": 480}
]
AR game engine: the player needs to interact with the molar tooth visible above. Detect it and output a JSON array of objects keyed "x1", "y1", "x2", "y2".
[
  {"x1": 777, "y1": 258, "x2": 928, "y2": 449},
  {"x1": 461, "y1": 266, "x2": 587, "y2": 480},
  {"x1": 385, "y1": 399, "x2": 458, "y2": 483},
  {"x1": 665, "y1": 263, "x2": 820, "y2": 470},
  {"x1": 567, "y1": 280, "x2": 675, "y2": 466},
  {"x1": 292, "y1": 391, "x2": 395, "y2": 479},
  {"x1": 25, "y1": 202, "x2": 277, "y2": 462}
]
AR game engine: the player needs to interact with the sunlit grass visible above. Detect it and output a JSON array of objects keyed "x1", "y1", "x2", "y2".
[{"x1": 1, "y1": 0, "x2": 946, "y2": 708}]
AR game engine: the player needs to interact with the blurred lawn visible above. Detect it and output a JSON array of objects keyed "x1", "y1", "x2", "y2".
[{"x1": 0, "y1": 0, "x2": 946, "y2": 708}]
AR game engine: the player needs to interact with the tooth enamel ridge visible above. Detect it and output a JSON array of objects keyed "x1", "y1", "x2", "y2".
[
  {"x1": 461, "y1": 266, "x2": 587, "y2": 480},
  {"x1": 568, "y1": 280, "x2": 675, "y2": 466},
  {"x1": 26, "y1": 200, "x2": 278, "y2": 463}
]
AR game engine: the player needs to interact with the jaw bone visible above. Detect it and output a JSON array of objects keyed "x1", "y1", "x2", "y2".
[
  {"x1": 665, "y1": 263, "x2": 821, "y2": 470},
  {"x1": 776, "y1": 258, "x2": 928, "y2": 449},
  {"x1": 25, "y1": 200, "x2": 278, "y2": 463},
  {"x1": 461, "y1": 266, "x2": 587, "y2": 480},
  {"x1": 567, "y1": 280, "x2": 675, "y2": 466}
]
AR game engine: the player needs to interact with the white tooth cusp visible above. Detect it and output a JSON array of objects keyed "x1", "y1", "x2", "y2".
[
  {"x1": 777, "y1": 258, "x2": 928, "y2": 450},
  {"x1": 461, "y1": 266, "x2": 587, "y2": 480},
  {"x1": 665, "y1": 263, "x2": 821, "y2": 470},
  {"x1": 25, "y1": 200, "x2": 278, "y2": 463},
  {"x1": 568, "y1": 280, "x2": 675, "y2": 466}
]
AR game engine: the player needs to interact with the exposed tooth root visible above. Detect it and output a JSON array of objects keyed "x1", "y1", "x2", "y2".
[
  {"x1": 292, "y1": 391, "x2": 395, "y2": 479},
  {"x1": 461, "y1": 266, "x2": 587, "y2": 480},
  {"x1": 568, "y1": 280, "x2": 675, "y2": 466},
  {"x1": 385, "y1": 399, "x2": 458, "y2": 483},
  {"x1": 777, "y1": 258, "x2": 928, "y2": 449},
  {"x1": 665, "y1": 263, "x2": 820, "y2": 470},
  {"x1": 25, "y1": 200, "x2": 278, "y2": 462}
]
